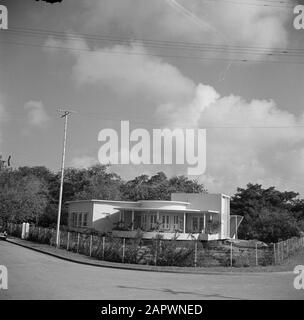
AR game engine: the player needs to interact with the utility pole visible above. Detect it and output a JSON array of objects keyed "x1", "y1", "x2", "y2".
[{"x1": 56, "y1": 109, "x2": 75, "y2": 247}]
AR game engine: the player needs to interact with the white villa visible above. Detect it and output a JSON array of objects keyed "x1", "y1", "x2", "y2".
[{"x1": 67, "y1": 193, "x2": 242, "y2": 241}]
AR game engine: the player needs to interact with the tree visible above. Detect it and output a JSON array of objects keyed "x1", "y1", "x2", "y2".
[
  {"x1": 253, "y1": 208, "x2": 299, "y2": 242},
  {"x1": 0, "y1": 168, "x2": 48, "y2": 224},
  {"x1": 121, "y1": 172, "x2": 206, "y2": 201},
  {"x1": 73, "y1": 165, "x2": 122, "y2": 200},
  {"x1": 231, "y1": 183, "x2": 301, "y2": 241}
]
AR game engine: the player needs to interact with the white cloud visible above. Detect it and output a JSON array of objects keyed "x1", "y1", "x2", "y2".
[
  {"x1": 82, "y1": 0, "x2": 290, "y2": 55},
  {"x1": 45, "y1": 36, "x2": 304, "y2": 195},
  {"x1": 70, "y1": 155, "x2": 98, "y2": 169},
  {"x1": 24, "y1": 101, "x2": 49, "y2": 127},
  {"x1": 157, "y1": 84, "x2": 304, "y2": 195},
  {"x1": 72, "y1": 42, "x2": 195, "y2": 104}
]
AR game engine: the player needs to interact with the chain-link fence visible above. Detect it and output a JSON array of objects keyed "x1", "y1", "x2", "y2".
[{"x1": 6, "y1": 223, "x2": 304, "y2": 268}]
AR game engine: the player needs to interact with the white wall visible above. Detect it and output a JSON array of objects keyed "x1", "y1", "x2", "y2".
[{"x1": 92, "y1": 203, "x2": 121, "y2": 233}]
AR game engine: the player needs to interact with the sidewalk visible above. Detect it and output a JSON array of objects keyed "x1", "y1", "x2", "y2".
[{"x1": 5, "y1": 237, "x2": 296, "y2": 274}]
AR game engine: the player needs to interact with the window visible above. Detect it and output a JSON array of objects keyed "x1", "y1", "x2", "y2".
[
  {"x1": 71, "y1": 212, "x2": 77, "y2": 227},
  {"x1": 141, "y1": 214, "x2": 147, "y2": 230},
  {"x1": 150, "y1": 214, "x2": 157, "y2": 230},
  {"x1": 77, "y1": 213, "x2": 82, "y2": 227},
  {"x1": 83, "y1": 213, "x2": 88, "y2": 227},
  {"x1": 173, "y1": 216, "x2": 180, "y2": 231},
  {"x1": 71, "y1": 212, "x2": 89, "y2": 228},
  {"x1": 192, "y1": 217, "x2": 198, "y2": 232},
  {"x1": 199, "y1": 217, "x2": 204, "y2": 231},
  {"x1": 162, "y1": 215, "x2": 170, "y2": 230},
  {"x1": 173, "y1": 216, "x2": 179, "y2": 225}
]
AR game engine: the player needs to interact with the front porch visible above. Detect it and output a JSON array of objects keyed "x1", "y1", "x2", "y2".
[
  {"x1": 112, "y1": 207, "x2": 220, "y2": 240},
  {"x1": 111, "y1": 229, "x2": 220, "y2": 241}
]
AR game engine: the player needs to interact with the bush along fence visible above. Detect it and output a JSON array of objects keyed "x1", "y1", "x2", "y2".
[{"x1": 6, "y1": 223, "x2": 304, "y2": 268}]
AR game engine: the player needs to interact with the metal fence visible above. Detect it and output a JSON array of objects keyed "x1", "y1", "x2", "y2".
[
  {"x1": 6, "y1": 223, "x2": 304, "y2": 268},
  {"x1": 273, "y1": 237, "x2": 304, "y2": 264}
]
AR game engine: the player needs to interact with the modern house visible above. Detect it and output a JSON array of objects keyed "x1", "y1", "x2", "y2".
[{"x1": 67, "y1": 193, "x2": 241, "y2": 241}]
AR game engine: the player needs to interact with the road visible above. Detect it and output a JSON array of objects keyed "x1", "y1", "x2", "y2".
[{"x1": 0, "y1": 241, "x2": 303, "y2": 300}]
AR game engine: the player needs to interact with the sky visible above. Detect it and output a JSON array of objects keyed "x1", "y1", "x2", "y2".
[{"x1": 1, "y1": 0, "x2": 304, "y2": 196}]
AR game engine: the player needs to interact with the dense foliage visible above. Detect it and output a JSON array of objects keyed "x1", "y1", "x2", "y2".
[
  {"x1": 0, "y1": 164, "x2": 205, "y2": 227},
  {"x1": 1, "y1": 163, "x2": 304, "y2": 242},
  {"x1": 231, "y1": 183, "x2": 304, "y2": 242}
]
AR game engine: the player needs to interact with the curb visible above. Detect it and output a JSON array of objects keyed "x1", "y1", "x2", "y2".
[{"x1": 5, "y1": 238, "x2": 292, "y2": 275}]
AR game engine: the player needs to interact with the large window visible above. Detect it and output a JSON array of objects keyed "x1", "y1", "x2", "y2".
[
  {"x1": 150, "y1": 214, "x2": 157, "y2": 230},
  {"x1": 71, "y1": 212, "x2": 89, "y2": 228},
  {"x1": 192, "y1": 217, "x2": 198, "y2": 231},
  {"x1": 173, "y1": 215, "x2": 179, "y2": 231},
  {"x1": 199, "y1": 217, "x2": 204, "y2": 231},
  {"x1": 82, "y1": 213, "x2": 88, "y2": 227},
  {"x1": 141, "y1": 214, "x2": 147, "y2": 230},
  {"x1": 162, "y1": 215, "x2": 170, "y2": 230}
]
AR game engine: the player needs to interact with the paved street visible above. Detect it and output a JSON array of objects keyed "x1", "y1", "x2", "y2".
[{"x1": 0, "y1": 241, "x2": 303, "y2": 300}]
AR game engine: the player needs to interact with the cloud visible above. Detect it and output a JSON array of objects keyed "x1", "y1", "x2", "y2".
[
  {"x1": 73, "y1": 43, "x2": 195, "y2": 104},
  {"x1": 157, "y1": 84, "x2": 304, "y2": 194},
  {"x1": 45, "y1": 35, "x2": 304, "y2": 195},
  {"x1": 24, "y1": 101, "x2": 49, "y2": 127},
  {"x1": 82, "y1": 0, "x2": 290, "y2": 55},
  {"x1": 45, "y1": 36, "x2": 196, "y2": 104},
  {"x1": 70, "y1": 155, "x2": 98, "y2": 169}
]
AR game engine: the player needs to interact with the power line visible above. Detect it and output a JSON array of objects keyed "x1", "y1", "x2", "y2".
[
  {"x1": 3, "y1": 39, "x2": 304, "y2": 66},
  {"x1": 5, "y1": 26, "x2": 304, "y2": 54},
  {"x1": 3, "y1": 108, "x2": 304, "y2": 129},
  {"x1": 3, "y1": 27, "x2": 304, "y2": 64},
  {"x1": 5, "y1": 28, "x2": 304, "y2": 59},
  {"x1": 202, "y1": 0, "x2": 294, "y2": 8}
]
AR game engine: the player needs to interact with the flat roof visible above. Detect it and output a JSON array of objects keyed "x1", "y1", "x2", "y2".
[
  {"x1": 66, "y1": 200, "x2": 138, "y2": 205},
  {"x1": 114, "y1": 207, "x2": 219, "y2": 214},
  {"x1": 138, "y1": 200, "x2": 190, "y2": 205}
]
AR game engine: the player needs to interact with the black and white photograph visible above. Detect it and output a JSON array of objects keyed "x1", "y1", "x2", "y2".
[{"x1": 0, "y1": 0, "x2": 304, "y2": 313}]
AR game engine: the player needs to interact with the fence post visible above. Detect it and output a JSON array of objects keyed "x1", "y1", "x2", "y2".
[
  {"x1": 122, "y1": 238, "x2": 126, "y2": 263},
  {"x1": 273, "y1": 243, "x2": 276, "y2": 265},
  {"x1": 255, "y1": 243, "x2": 258, "y2": 266},
  {"x1": 154, "y1": 239, "x2": 158, "y2": 266},
  {"x1": 281, "y1": 242, "x2": 284, "y2": 262},
  {"x1": 51, "y1": 229, "x2": 54, "y2": 246},
  {"x1": 67, "y1": 232, "x2": 70, "y2": 251},
  {"x1": 89, "y1": 235, "x2": 93, "y2": 257},
  {"x1": 102, "y1": 236, "x2": 105, "y2": 260},
  {"x1": 77, "y1": 233, "x2": 80, "y2": 253},
  {"x1": 194, "y1": 241, "x2": 198, "y2": 268},
  {"x1": 230, "y1": 242, "x2": 233, "y2": 267}
]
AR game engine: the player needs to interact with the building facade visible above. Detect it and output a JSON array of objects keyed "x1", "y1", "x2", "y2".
[{"x1": 67, "y1": 193, "x2": 238, "y2": 241}]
